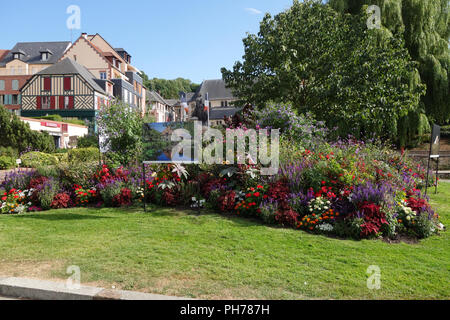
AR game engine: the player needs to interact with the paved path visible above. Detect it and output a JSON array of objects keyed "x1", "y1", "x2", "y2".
[{"x1": 0, "y1": 277, "x2": 190, "y2": 300}]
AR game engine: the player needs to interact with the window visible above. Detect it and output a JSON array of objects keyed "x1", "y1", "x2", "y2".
[
  {"x1": 17, "y1": 66, "x2": 22, "y2": 75},
  {"x1": 11, "y1": 95, "x2": 18, "y2": 105},
  {"x1": 63, "y1": 77, "x2": 71, "y2": 91},
  {"x1": 100, "y1": 72, "x2": 107, "y2": 80},
  {"x1": 13, "y1": 53, "x2": 20, "y2": 60},
  {"x1": 0, "y1": 80, "x2": 4, "y2": 91},
  {"x1": 0, "y1": 95, "x2": 3, "y2": 104},
  {"x1": 43, "y1": 77, "x2": 51, "y2": 91},
  {"x1": 42, "y1": 96, "x2": 50, "y2": 109},
  {"x1": 41, "y1": 52, "x2": 49, "y2": 61},
  {"x1": 10, "y1": 67, "x2": 15, "y2": 75},
  {"x1": 64, "y1": 96, "x2": 70, "y2": 108},
  {"x1": 12, "y1": 80, "x2": 19, "y2": 91}
]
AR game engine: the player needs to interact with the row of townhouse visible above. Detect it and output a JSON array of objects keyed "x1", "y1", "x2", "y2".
[
  {"x1": 147, "y1": 79, "x2": 241, "y2": 125},
  {"x1": 0, "y1": 33, "x2": 146, "y2": 125}
]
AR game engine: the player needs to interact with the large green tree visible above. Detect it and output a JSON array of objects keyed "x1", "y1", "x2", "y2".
[
  {"x1": 0, "y1": 105, "x2": 55, "y2": 153},
  {"x1": 221, "y1": 0, "x2": 425, "y2": 145},
  {"x1": 329, "y1": 0, "x2": 450, "y2": 124},
  {"x1": 140, "y1": 72, "x2": 200, "y2": 99}
]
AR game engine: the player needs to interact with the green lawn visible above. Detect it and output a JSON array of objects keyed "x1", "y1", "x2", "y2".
[{"x1": 0, "y1": 184, "x2": 449, "y2": 300}]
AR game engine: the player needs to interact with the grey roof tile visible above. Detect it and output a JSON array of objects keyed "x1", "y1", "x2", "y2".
[
  {"x1": 0, "y1": 41, "x2": 71, "y2": 67},
  {"x1": 192, "y1": 79, "x2": 235, "y2": 101}
]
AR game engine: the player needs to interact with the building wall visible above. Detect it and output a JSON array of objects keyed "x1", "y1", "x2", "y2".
[
  {"x1": 0, "y1": 61, "x2": 53, "y2": 76},
  {"x1": 61, "y1": 38, "x2": 110, "y2": 79},
  {"x1": 0, "y1": 75, "x2": 31, "y2": 112},
  {"x1": 89, "y1": 35, "x2": 128, "y2": 74},
  {"x1": 21, "y1": 74, "x2": 98, "y2": 111},
  {"x1": 209, "y1": 99, "x2": 237, "y2": 108},
  {"x1": 21, "y1": 117, "x2": 88, "y2": 149}
]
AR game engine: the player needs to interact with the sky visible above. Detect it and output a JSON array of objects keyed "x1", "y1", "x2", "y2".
[{"x1": 1, "y1": 0, "x2": 294, "y2": 84}]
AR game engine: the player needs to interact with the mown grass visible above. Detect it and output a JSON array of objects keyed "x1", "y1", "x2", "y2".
[{"x1": 0, "y1": 183, "x2": 448, "y2": 299}]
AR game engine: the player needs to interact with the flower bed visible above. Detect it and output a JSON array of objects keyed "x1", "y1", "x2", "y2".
[{"x1": 0, "y1": 137, "x2": 443, "y2": 242}]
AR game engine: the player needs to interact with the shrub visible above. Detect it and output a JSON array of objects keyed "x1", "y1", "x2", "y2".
[
  {"x1": 179, "y1": 180, "x2": 201, "y2": 206},
  {"x1": 112, "y1": 188, "x2": 132, "y2": 207},
  {"x1": 77, "y1": 135, "x2": 99, "y2": 148},
  {"x1": 411, "y1": 214, "x2": 435, "y2": 239},
  {"x1": 68, "y1": 148, "x2": 100, "y2": 164},
  {"x1": 57, "y1": 161, "x2": 99, "y2": 188},
  {"x1": 51, "y1": 193, "x2": 73, "y2": 209},
  {"x1": 357, "y1": 202, "x2": 389, "y2": 239},
  {"x1": 334, "y1": 218, "x2": 364, "y2": 239},
  {"x1": 275, "y1": 203, "x2": 299, "y2": 227},
  {"x1": 74, "y1": 185, "x2": 98, "y2": 206},
  {"x1": 259, "y1": 200, "x2": 278, "y2": 224},
  {"x1": 98, "y1": 179, "x2": 124, "y2": 207},
  {"x1": 255, "y1": 103, "x2": 328, "y2": 145},
  {"x1": 0, "y1": 156, "x2": 15, "y2": 169},
  {"x1": 97, "y1": 102, "x2": 143, "y2": 166},
  {"x1": 0, "y1": 146, "x2": 19, "y2": 158},
  {"x1": 37, "y1": 178, "x2": 60, "y2": 210},
  {"x1": 21, "y1": 152, "x2": 59, "y2": 168},
  {"x1": 217, "y1": 190, "x2": 236, "y2": 212},
  {"x1": 53, "y1": 152, "x2": 69, "y2": 163}
]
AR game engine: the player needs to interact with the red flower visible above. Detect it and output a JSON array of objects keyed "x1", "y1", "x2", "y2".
[
  {"x1": 1, "y1": 196, "x2": 6, "y2": 201},
  {"x1": 253, "y1": 192, "x2": 260, "y2": 197}
]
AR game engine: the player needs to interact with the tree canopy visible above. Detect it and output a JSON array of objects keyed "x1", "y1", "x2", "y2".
[
  {"x1": 221, "y1": 0, "x2": 426, "y2": 145},
  {"x1": 0, "y1": 105, "x2": 55, "y2": 153},
  {"x1": 140, "y1": 72, "x2": 200, "y2": 99},
  {"x1": 329, "y1": 0, "x2": 450, "y2": 124}
]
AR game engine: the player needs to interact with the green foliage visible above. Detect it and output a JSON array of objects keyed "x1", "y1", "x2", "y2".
[
  {"x1": 21, "y1": 152, "x2": 59, "y2": 168},
  {"x1": 0, "y1": 105, "x2": 55, "y2": 153},
  {"x1": 97, "y1": 102, "x2": 143, "y2": 166},
  {"x1": 140, "y1": 72, "x2": 200, "y2": 99},
  {"x1": 77, "y1": 134, "x2": 99, "y2": 148},
  {"x1": 31, "y1": 115, "x2": 86, "y2": 126},
  {"x1": 56, "y1": 161, "x2": 99, "y2": 189},
  {"x1": 68, "y1": 147, "x2": 100, "y2": 164},
  {"x1": 38, "y1": 179, "x2": 60, "y2": 211},
  {"x1": 329, "y1": 0, "x2": 450, "y2": 124},
  {"x1": 221, "y1": 0, "x2": 426, "y2": 146},
  {"x1": 0, "y1": 147, "x2": 18, "y2": 159},
  {"x1": 99, "y1": 181, "x2": 124, "y2": 207},
  {"x1": 0, "y1": 156, "x2": 15, "y2": 169}
]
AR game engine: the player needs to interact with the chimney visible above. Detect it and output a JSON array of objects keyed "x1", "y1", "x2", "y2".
[{"x1": 81, "y1": 33, "x2": 87, "y2": 39}]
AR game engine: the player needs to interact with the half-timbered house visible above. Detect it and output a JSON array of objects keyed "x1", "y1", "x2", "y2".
[{"x1": 20, "y1": 58, "x2": 111, "y2": 124}]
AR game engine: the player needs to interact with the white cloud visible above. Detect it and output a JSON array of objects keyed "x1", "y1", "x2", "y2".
[{"x1": 245, "y1": 7, "x2": 262, "y2": 15}]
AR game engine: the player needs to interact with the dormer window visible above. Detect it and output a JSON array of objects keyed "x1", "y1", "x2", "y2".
[
  {"x1": 40, "y1": 49, "x2": 53, "y2": 62},
  {"x1": 12, "y1": 50, "x2": 25, "y2": 61}
]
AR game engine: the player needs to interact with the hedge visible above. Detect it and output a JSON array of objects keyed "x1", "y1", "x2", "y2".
[
  {"x1": 0, "y1": 156, "x2": 15, "y2": 170},
  {"x1": 21, "y1": 152, "x2": 59, "y2": 168},
  {"x1": 68, "y1": 147, "x2": 100, "y2": 163}
]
